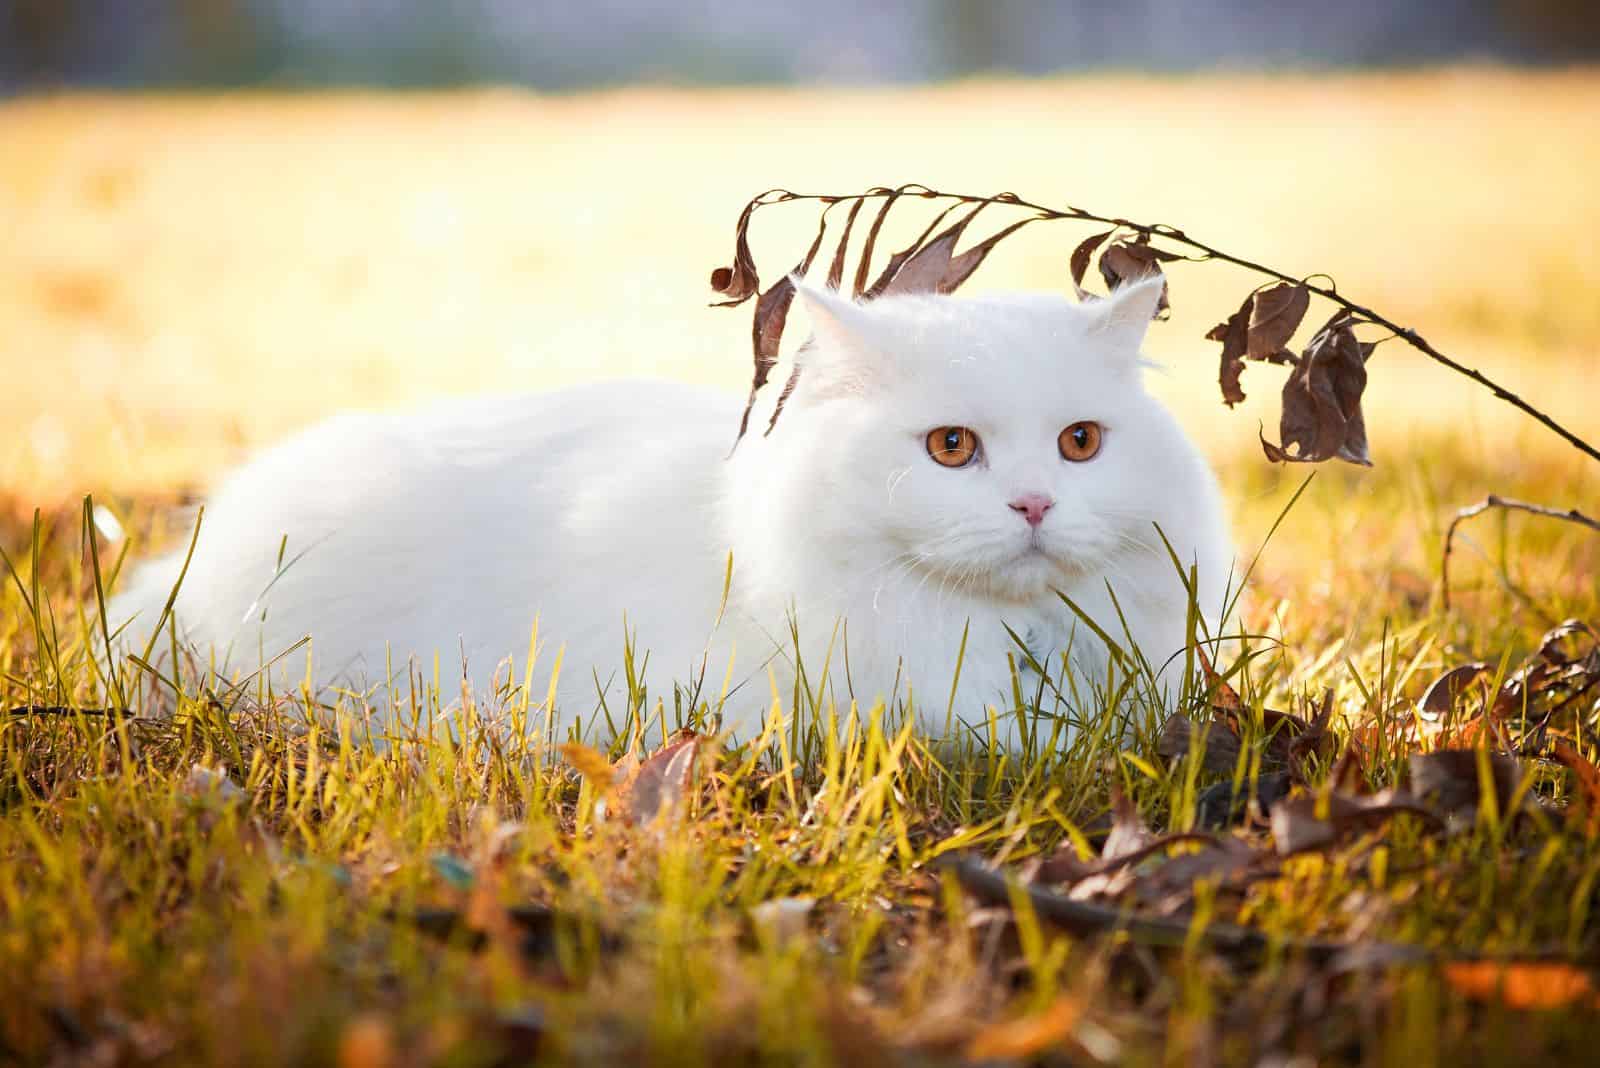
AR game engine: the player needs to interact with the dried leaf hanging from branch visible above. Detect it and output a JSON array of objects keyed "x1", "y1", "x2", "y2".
[
  {"x1": 1261, "y1": 311, "x2": 1373, "y2": 465},
  {"x1": 1097, "y1": 236, "x2": 1181, "y2": 315}
]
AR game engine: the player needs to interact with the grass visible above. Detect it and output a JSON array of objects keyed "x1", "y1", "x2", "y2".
[{"x1": 3, "y1": 69, "x2": 1600, "y2": 1064}]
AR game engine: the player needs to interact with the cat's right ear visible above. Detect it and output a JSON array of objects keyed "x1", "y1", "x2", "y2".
[{"x1": 793, "y1": 281, "x2": 883, "y2": 396}]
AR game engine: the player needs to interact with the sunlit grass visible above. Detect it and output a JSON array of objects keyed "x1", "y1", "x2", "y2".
[{"x1": 3, "y1": 69, "x2": 1600, "y2": 1063}]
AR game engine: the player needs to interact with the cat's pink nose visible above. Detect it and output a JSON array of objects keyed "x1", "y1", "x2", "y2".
[{"x1": 1008, "y1": 492, "x2": 1054, "y2": 527}]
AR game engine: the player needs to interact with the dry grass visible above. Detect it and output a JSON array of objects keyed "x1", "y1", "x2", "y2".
[{"x1": 3, "y1": 69, "x2": 1600, "y2": 1065}]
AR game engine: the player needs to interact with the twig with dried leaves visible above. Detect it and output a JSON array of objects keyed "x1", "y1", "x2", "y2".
[{"x1": 709, "y1": 185, "x2": 1600, "y2": 469}]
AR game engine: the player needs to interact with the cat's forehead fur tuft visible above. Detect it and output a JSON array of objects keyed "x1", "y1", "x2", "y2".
[{"x1": 792, "y1": 278, "x2": 1162, "y2": 418}]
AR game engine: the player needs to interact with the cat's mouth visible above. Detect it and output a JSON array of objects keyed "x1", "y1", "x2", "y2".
[{"x1": 987, "y1": 539, "x2": 1075, "y2": 599}]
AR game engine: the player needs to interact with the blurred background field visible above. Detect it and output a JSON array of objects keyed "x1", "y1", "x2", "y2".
[{"x1": 3, "y1": 67, "x2": 1598, "y2": 618}]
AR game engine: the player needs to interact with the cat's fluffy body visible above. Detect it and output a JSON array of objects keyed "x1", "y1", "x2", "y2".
[{"x1": 111, "y1": 277, "x2": 1233, "y2": 745}]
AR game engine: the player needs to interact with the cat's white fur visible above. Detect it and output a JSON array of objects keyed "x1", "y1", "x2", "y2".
[{"x1": 110, "y1": 276, "x2": 1233, "y2": 746}]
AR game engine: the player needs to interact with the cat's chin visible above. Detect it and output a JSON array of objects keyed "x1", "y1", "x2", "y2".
[{"x1": 962, "y1": 546, "x2": 1076, "y2": 605}]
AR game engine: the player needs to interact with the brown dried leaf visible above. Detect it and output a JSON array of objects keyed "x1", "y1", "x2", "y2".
[
  {"x1": 1264, "y1": 311, "x2": 1373, "y2": 465},
  {"x1": 874, "y1": 203, "x2": 1033, "y2": 297},
  {"x1": 1246, "y1": 282, "x2": 1310, "y2": 362},
  {"x1": 1196, "y1": 645, "x2": 1244, "y2": 715},
  {"x1": 964, "y1": 996, "x2": 1081, "y2": 1062},
  {"x1": 1194, "y1": 770, "x2": 1294, "y2": 829},
  {"x1": 709, "y1": 199, "x2": 761, "y2": 306},
  {"x1": 1548, "y1": 740, "x2": 1600, "y2": 837},
  {"x1": 1157, "y1": 713, "x2": 1241, "y2": 775},
  {"x1": 1495, "y1": 619, "x2": 1600, "y2": 718},
  {"x1": 1103, "y1": 788, "x2": 1155, "y2": 861},
  {"x1": 1033, "y1": 845, "x2": 1096, "y2": 886},
  {"x1": 825, "y1": 197, "x2": 865, "y2": 291},
  {"x1": 1207, "y1": 293, "x2": 1254, "y2": 407},
  {"x1": 1138, "y1": 838, "x2": 1260, "y2": 905},
  {"x1": 1444, "y1": 961, "x2": 1600, "y2": 1011},
  {"x1": 1408, "y1": 749, "x2": 1522, "y2": 821},
  {"x1": 735, "y1": 218, "x2": 831, "y2": 446},
  {"x1": 1285, "y1": 689, "x2": 1338, "y2": 781},
  {"x1": 1419, "y1": 663, "x2": 1492, "y2": 722},
  {"x1": 1069, "y1": 229, "x2": 1115, "y2": 301},
  {"x1": 1269, "y1": 788, "x2": 1439, "y2": 856},
  {"x1": 1097, "y1": 238, "x2": 1177, "y2": 315},
  {"x1": 618, "y1": 733, "x2": 703, "y2": 825},
  {"x1": 863, "y1": 201, "x2": 964, "y2": 299},
  {"x1": 852, "y1": 189, "x2": 904, "y2": 297},
  {"x1": 940, "y1": 217, "x2": 1036, "y2": 293}
]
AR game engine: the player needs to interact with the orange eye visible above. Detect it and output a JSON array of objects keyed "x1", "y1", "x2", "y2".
[
  {"x1": 1058, "y1": 421, "x2": 1103, "y2": 462},
  {"x1": 926, "y1": 426, "x2": 980, "y2": 468}
]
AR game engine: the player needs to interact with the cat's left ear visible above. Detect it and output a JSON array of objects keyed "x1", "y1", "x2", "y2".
[
  {"x1": 792, "y1": 281, "x2": 886, "y2": 396},
  {"x1": 1088, "y1": 274, "x2": 1165, "y2": 356}
]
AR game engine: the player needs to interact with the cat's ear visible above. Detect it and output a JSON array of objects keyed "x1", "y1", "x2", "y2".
[
  {"x1": 793, "y1": 281, "x2": 884, "y2": 395},
  {"x1": 1087, "y1": 274, "x2": 1165, "y2": 356}
]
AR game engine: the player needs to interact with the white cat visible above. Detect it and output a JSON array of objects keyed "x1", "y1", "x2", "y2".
[{"x1": 109, "y1": 275, "x2": 1233, "y2": 747}]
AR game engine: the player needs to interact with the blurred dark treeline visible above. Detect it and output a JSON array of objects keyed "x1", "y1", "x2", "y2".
[{"x1": 3, "y1": 0, "x2": 1599, "y2": 91}]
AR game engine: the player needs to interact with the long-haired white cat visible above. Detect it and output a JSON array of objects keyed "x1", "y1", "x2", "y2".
[{"x1": 110, "y1": 275, "x2": 1233, "y2": 746}]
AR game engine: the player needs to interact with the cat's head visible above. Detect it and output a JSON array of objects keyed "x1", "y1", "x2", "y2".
[{"x1": 762, "y1": 276, "x2": 1208, "y2": 604}]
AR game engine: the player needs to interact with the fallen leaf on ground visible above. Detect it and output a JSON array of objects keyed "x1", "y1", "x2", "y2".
[
  {"x1": 618, "y1": 732, "x2": 704, "y2": 824},
  {"x1": 1547, "y1": 740, "x2": 1600, "y2": 837},
  {"x1": 964, "y1": 995, "x2": 1081, "y2": 1061},
  {"x1": 1269, "y1": 788, "x2": 1439, "y2": 855},
  {"x1": 1408, "y1": 749, "x2": 1522, "y2": 823},
  {"x1": 1443, "y1": 961, "x2": 1600, "y2": 1011}
]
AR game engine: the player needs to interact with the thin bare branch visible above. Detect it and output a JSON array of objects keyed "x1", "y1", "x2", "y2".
[{"x1": 1442, "y1": 495, "x2": 1600, "y2": 611}]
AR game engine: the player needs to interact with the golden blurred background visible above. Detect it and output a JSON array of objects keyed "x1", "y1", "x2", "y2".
[{"x1": 4, "y1": 70, "x2": 1597, "y2": 511}]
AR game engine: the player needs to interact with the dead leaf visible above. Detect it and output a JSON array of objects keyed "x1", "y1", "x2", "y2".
[
  {"x1": 1419, "y1": 663, "x2": 1492, "y2": 722},
  {"x1": 1102, "y1": 788, "x2": 1154, "y2": 861},
  {"x1": 1139, "y1": 837, "x2": 1260, "y2": 909},
  {"x1": 1194, "y1": 771, "x2": 1293, "y2": 829},
  {"x1": 1058, "y1": 789, "x2": 1160, "y2": 899},
  {"x1": 1246, "y1": 282, "x2": 1311, "y2": 362},
  {"x1": 1196, "y1": 645, "x2": 1244, "y2": 715},
  {"x1": 1034, "y1": 845, "x2": 1096, "y2": 886},
  {"x1": 1284, "y1": 689, "x2": 1337, "y2": 780},
  {"x1": 1157, "y1": 713, "x2": 1241, "y2": 775},
  {"x1": 1097, "y1": 237, "x2": 1179, "y2": 315},
  {"x1": 733, "y1": 211, "x2": 835, "y2": 444},
  {"x1": 1444, "y1": 960, "x2": 1600, "y2": 1011},
  {"x1": 618, "y1": 732, "x2": 703, "y2": 825},
  {"x1": 1069, "y1": 229, "x2": 1116, "y2": 301},
  {"x1": 709, "y1": 199, "x2": 761, "y2": 306},
  {"x1": 852, "y1": 189, "x2": 905, "y2": 297},
  {"x1": 863, "y1": 201, "x2": 963, "y2": 298},
  {"x1": 1207, "y1": 293, "x2": 1254, "y2": 406},
  {"x1": 963, "y1": 995, "x2": 1081, "y2": 1061},
  {"x1": 1547, "y1": 740, "x2": 1600, "y2": 837},
  {"x1": 1408, "y1": 749, "x2": 1522, "y2": 822},
  {"x1": 1264, "y1": 311, "x2": 1373, "y2": 465},
  {"x1": 1494, "y1": 619, "x2": 1600, "y2": 721},
  {"x1": 337, "y1": 1014, "x2": 395, "y2": 1068},
  {"x1": 825, "y1": 197, "x2": 865, "y2": 291},
  {"x1": 872, "y1": 203, "x2": 1036, "y2": 298},
  {"x1": 1269, "y1": 788, "x2": 1440, "y2": 855}
]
